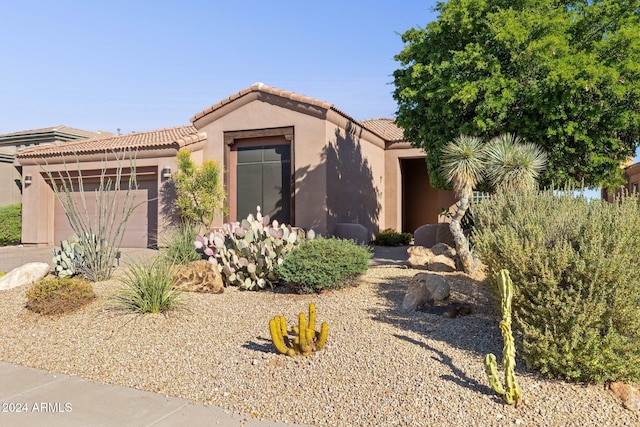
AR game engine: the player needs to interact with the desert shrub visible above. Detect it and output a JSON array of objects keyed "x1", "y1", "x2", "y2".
[
  {"x1": 43, "y1": 149, "x2": 142, "y2": 282},
  {"x1": 0, "y1": 203, "x2": 21, "y2": 246},
  {"x1": 161, "y1": 221, "x2": 202, "y2": 265},
  {"x1": 26, "y1": 276, "x2": 96, "y2": 315},
  {"x1": 109, "y1": 258, "x2": 183, "y2": 314},
  {"x1": 174, "y1": 150, "x2": 226, "y2": 230},
  {"x1": 374, "y1": 228, "x2": 412, "y2": 246},
  {"x1": 276, "y1": 237, "x2": 371, "y2": 293},
  {"x1": 473, "y1": 188, "x2": 640, "y2": 383}
]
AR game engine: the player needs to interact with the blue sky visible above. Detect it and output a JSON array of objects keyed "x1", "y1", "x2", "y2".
[{"x1": 0, "y1": 0, "x2": 440, "y2": 135}]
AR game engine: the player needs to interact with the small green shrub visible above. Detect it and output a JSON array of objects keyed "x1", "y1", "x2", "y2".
[
  {"x1": 373, "y1": 228, "x2": 412, "y2": 246},
  {"x1": 109, "y1": 258, "x2": 183, "y2": 314},
  {"x1": 0, "y1": 203, "x2": 21, "y2": 246},
  {"x1": 473, "y1": 188, "x2": 640, "y2": 384},
  {"x1": 276, "y1": 237, "x2": 371, "y2": 293},
  {"x1": 161, "y1": 221, "x2": 202, "y2": 265},
  {"x1": 26, "y1": 276, "x2": 96, "y2": 315}
]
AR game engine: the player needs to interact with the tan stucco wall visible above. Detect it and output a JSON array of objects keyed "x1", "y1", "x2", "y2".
[{"x1": 323, "y1": 112, "x2": 385, "y2": 240}]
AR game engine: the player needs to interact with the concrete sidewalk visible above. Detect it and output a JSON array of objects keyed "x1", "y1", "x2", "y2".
[{"x1": 0, "y1": 362, "x2": 307, "y2": 427}]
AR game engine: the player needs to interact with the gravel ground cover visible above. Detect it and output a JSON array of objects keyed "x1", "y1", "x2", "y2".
[{"x1": 0, "y1": 264, "x2": 638, "y2": 426}]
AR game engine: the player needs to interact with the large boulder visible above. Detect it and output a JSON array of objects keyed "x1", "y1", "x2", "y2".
[
  {"x1": 172, "y1": 260, "x2": 224, "y2": 294},
  {"x1": 413, "y1": 224, "x2": 438, "y2": 247},
  {"x1": 427, "y1": 254, "x2": 457, "y2": 272},
  {"x1": 334, "y1": 223, "x2": 370, "y2": 245},
  {"x1": 406, "y1": 246, "x2": 434, "y2": 270},
  {"x1": 610, "y1": 382, "x2": 640, "y2": 411},
  {"x1": 430, "y1": 242, "x2": 457, "y2": 258},
  {"x1": 435, "y1": 223, "x2": 456, "y2": 247},
  {"x1": 407, "y1": 243, "x2": 458, "y2": 272},
  {"x1": 0, "y1": 263, "x2": 51, "y2": 291},
  {"x1": 402, "y1": 273, "x2": 450, "y2": 311}
]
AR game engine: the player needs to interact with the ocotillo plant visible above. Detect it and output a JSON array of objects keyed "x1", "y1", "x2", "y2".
[
  {"x1": 484, "y1": 269, "x2": 522, "y2": 406},
  {"x1": 269, "y1": 302, "x2": 328, "y2": 356}
]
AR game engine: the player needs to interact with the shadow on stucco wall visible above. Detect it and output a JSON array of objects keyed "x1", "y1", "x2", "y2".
[
  {"x1": 159, "y1": 179, "x2": 181, "y2": 229},
  {"x1": 295, "y1": 123, "x2": 381, "y2": 238}
]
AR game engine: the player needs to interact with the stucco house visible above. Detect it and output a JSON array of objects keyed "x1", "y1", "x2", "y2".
[
  {"x1": 602, "y1": 160, "x2": 640, "y2": 202},
  {"x1": 16, "y1": 83, "x2": 455, "y2": 248},
  {"x1": 0, "y1": 126, "x2": 109, "y2": 207}
]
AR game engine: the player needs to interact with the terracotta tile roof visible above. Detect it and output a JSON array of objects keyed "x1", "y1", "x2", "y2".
[
  {"x1": 360, "y1": 118, "x2": 405, "y2": 143},
  {"x1": 191, "y1": 82, "x2": 354, "y2": 123},
  {"x1": 0, "y1": 125, "x2": 110, "y2": 139},
  {"x1": 16, "y1": 126, "x2": 204, "y2": 159}
]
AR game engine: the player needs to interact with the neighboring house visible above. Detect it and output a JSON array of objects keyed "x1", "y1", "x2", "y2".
[
  {"x1": 602, "y1": 160, "x2": 640, "y2": 201},
  {"x1": 16, "y1": 83, "x2": 455, "y2": 248},
  {"x1": 0, "y1": 126, "x2": 109, "y2": 207}
]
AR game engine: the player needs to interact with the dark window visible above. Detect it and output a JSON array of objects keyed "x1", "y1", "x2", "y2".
[{"x1": 237, "y1": 145, "x2": 291, "y2": 224}]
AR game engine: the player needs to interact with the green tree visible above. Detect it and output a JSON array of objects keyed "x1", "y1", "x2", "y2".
[
  {"x1": 393, "y1": 0, "x2": 640, "y2": 189},
  {"x1": 174, "y1": 150, "x2": 225, "y2": 230}
]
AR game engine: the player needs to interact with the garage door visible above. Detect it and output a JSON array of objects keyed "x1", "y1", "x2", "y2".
[{"x1": 53, "y1": 177, "x2": 157, "y2": 248}]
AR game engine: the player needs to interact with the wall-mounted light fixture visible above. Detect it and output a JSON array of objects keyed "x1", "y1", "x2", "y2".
[
  {"x1": 24, "y1": 175, "x2": 32, "y2": 186},
  {"x1": 161, "y1": 167, "x2": 172, "y2": 180}
]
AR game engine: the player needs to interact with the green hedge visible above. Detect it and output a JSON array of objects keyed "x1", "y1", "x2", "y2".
[
  {"x1": 473, "y1": 189, "x2": 640, "y2": 384},
  {"x1": 0, "y1": 203, "x2": 21, "y2": 246},
  {"x1": 276, "y1": 237, "x2": 371, "y2": 293}
]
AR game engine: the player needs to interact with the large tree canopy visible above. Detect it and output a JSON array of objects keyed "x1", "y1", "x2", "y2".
[{"x1": 393, "y1": 0, "x2": 640, "y2": 189}]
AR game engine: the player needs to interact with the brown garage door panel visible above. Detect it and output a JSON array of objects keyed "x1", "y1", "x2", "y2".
[{"x1": 53, "y1": 179, "x2": 157, "y2": 248}]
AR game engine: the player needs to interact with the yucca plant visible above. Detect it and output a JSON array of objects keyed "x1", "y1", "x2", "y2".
[
  {"x1": 109, "y1": 258, "x2": 183, "y2": 314},
  {"x1": 441, "y1": 133, "x2": 548, "y2": 275},
  {"x1": 485, "y1": 133, "x2": 547, "y2": 191},
  {"x1": 441, "y1": 135, "x2": 486, "y2": 274}
]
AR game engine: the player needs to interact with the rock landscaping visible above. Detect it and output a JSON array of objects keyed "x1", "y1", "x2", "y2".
[{"x1": 0, "y1": 262, "x2": 638, "y2": 426}]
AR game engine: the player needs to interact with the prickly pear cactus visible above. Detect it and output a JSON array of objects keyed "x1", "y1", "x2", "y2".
[
  {"x1": 194, "y1": 206, "x2": 315, "y2": 290},
  {"x1": 268, "y1": 303, "x2": 328, "y2": 356},
  {"x1": 52, "y1": 234, "x2": 86, "y2": 278},
  {"x1": 484, "y1": 269, "x2": 522, "y2": 406}
]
